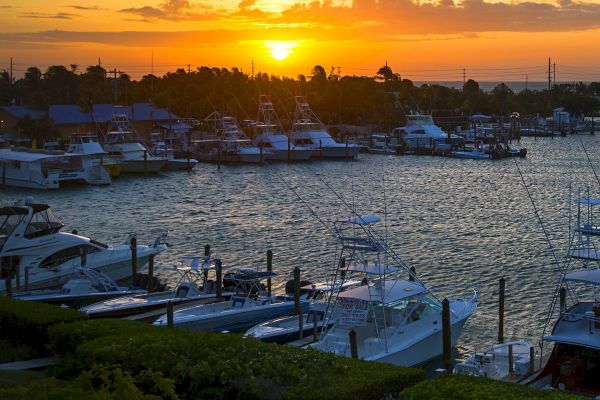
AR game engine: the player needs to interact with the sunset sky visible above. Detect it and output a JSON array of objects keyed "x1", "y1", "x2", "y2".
[{"x1": 1, "y1": 0, "x2": 600, "y2": 82}]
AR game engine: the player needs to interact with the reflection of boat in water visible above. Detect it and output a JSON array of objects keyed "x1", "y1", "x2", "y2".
[
  {"x1": 309, "y1": 214, "x2": 478, "y2": 366},
  {"x1": 0, "y1": 197, "x2": 168, "y2": 293}
]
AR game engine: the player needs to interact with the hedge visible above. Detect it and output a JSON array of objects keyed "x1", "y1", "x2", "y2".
[
  {"x1": 48, "y1": 319, "x2": 425, "y2": 400},
  {"x1": 398, "y1": 374, "x2": 584, "y2": 400},
  {"x1": 0, "y1": 296, "x2": 86, "y2": 356}
]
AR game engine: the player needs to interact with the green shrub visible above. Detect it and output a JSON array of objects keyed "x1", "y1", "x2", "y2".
[
  {"x1": 0, "y1": 296, "x2": 86, "y2": 356},
  {"x1": 0, "y1": 340, "x2": 35, "y2": 363},
  {"x1": 398, "y1": 374, "x2": 584, "y2": 400}
]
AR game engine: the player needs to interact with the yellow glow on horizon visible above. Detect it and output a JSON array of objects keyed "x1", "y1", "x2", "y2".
[{"x1": 265, "y1": 41, "x2": 298, "y2": 61}]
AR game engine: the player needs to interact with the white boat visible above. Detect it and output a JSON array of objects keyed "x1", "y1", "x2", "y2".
[
  {"x1": 153, "y1": 268, "x2": 306, "y2": 332},
  {"x1": 66, "y1": 133, "x2": 122, "y2": 177},
  {"x1": 455, "y1": 340, "x2": 534, "y2": 379},
  {"x1": 244, "y1": 280, "x2": 363, "y2": 343},
  {"x1": 11, "y1": 267, "x2": 146, "y2": 308},
  {"x1": 102, "y1": 114, "x2": 166, "y2": 173},
  {"x1": 150, "y1": 132, "x2": 198, "y2": 171},
  {"x1": 290, "y1": 96, "x2": 359, "y2": 159},
  {"x1": 252, "y1": 96, "x2": 313, "y2": 162},
  {"x1": 0, "y1": 197, "x2": 168, "y2": 293},
  {"x1": 81, "y1": 256, "x2": 232, "y2": 320},
  {"x1": 365, "y1": 133, "x2": 402, "y2": 155},
  {"x1": 0, "y1": 148, "x2": 111, "y2": 189},
  {"x1": 452, "y1": 147, "x2": 492, "y2": 160},
  {"x1": 392, "y1": 114, "x2": 463, "y2": 153},
  {"x1": 309, "y1": 214, "x2": 478, "y2": 366}
]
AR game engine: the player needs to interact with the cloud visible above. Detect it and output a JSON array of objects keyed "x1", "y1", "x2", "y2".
[
  {"x1": 119, "y1": 0, "x2": 219, "y2": 21},
  {"x1": 19, "y1": 12, "x2": 78, "y2": 19},
  {"x1": 66, "y1": 5, "x2": 102, "y2": 10},
  {"x1": 238, "y1": 0, "x2": 257, "y2": 9}
]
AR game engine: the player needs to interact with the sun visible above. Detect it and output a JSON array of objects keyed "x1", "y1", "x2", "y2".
[{"x1": 265, "y1": 41, "x2": 297, "y2": 61}]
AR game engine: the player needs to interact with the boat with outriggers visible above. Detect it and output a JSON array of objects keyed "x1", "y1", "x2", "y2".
[
  {"x1": 308, "y1": 213, "x2": 478, "y2": 366},
  {"x1": 66, "y1": 133, "x2": 121, "y2": 177}
]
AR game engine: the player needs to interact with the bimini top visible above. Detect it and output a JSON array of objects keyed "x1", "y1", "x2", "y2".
[
  {"x1": 564, "y1": 269, "x2": 600, "y2": 285},
  {"x1": 0, "y1": 149, "x2": 69, "y2": 162},
  {"x1": 339, "y1": 215, "x2": 381, "y2": 225},
  {"x1": 339, "y1": 279, "x2": 426, "y2": 302},
  {"x1": 346, "y1": 262, "x2": 399, "y2": 275},
  {"x1": 576, "y1": 199, "x2": 600, "y2": 205},
  {"x1": 301, "y1": 280, "x2": 363, "y2": 292},
  {"x1": 228, "y1": 270, "x2": 277, "y2": 282}
]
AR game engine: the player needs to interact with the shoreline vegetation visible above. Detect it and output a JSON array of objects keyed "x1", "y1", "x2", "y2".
[
  {"x1": 0, "y1": 296, "x2": 583, "y2": 399},
  {"x1": 1, "y1": 64, "x2": 599, "y2": 144}
]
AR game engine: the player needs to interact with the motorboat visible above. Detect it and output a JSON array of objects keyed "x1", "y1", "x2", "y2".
[
  {"x1": 66, "y1": 133, "x2": 121, "y2": 177},
  {"x1": 11, "y1": 267, "x2": 146, "y2": 308},
  {"x1": 244, "y1": 280, "x2": 363, "y2": 344},
  {"x1": 252, "y1": 96, "x2": 313, "y2": 162},
  {"x1": 452, "y1": 147, "x2": 492, "y2": 160},
  {"x1": 290, "y1": 96, "x2": 359, "y2": 159},
  {"x1": 392, "y1": 114, "x2": 463, "y2": 153},
  {"x1": 309, "y1": 213, "x2": 477, "y2": 366},
  {"x1": 150, "y1": 132, "x2": 198, "y2": 171},
  {"x1": 153, "y1": 268, "x2": 307, "y2": 332},
  {"x1": 0, "y1": 197, "x2": 168, "y2": 293},
  {"x1": 0, "y1": 148, "x2": 111, "y2": 189},
  {"x1": 364, "y1": 133, "x2": 402, "y2": 155},
  {"x1": 102, "y1": 114, "x2": 166, "y2": 173},
  {"x1": 455, "y1": 340, "x2": 534, "y2": 379},
  {"x1": 81, "y1": 256, "x2": 232, "y2": 320}
]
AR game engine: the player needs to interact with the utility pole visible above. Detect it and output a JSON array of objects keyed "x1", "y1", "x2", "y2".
[
  {"x1": 553, "y1": 62, "x2": 556, "y2": 87},
  {"x1": 463, "y1": 68, "x2": 466, "y2": 85},
  {"x1": 98, "y1": 57, "x2": 101, "y2": 67},
  {"x1": 337, "y1": 66, "x2": 341, "y2": 77},
  {"x1": 9, "y1": 57, "x2": 13, "y2": 83},
  {"x1": 525, "y1": 74, "x2": 528, "y2": 91},
  {"x1": 187, "y1": 64, "x2": 191, "y2": 74},
  {"x1": 108, "y1": 68, "x2": 124, "y2": 105},
  {"x1": 548, "y1": 58, "x2": 551, "y2": 90},
  {"x1": 251, "y1": 59, "x2": 254, "y2": 79}
]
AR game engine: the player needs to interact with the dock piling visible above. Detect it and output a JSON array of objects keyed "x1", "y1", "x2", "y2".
[
  {"x1": 409, "y1": 266, "x2": 416, "y2": 281},
  {"x1": 167, "y1": 301, "x2": 174, "y2": 329},
  {"x1": 266, "y1": 249, "x2": 273, "y2": 294},
  {"x1": 529, "y1": 346, "x2": 535, "y2": 375},
  {"x1": 143, "y1": 150, "x2": 148, "y2": 176},
  {"x1": 293, "y1": 267, "x2": 301, "y2": 315},
  {"x1": 130, "y1": 236, "x2": 138, "y2": 277},
  {"x1": 215, "y1": 258, "x2": 222, "y2": 298},
  {"x1": 349, "y1": 329, "x2": 358, "y2": 359},
  {"x1": 312, "y1": 311, "x2": 319, "y2": 342},
  {"x1": 508, "y1": 344, "x2": 514, "y2": 373},
  {"x1": 498, "y1": 277, "x2": 505, "y2": 343},
  {"x1": 147, "y1": 255, "x2": 154, "y2": 290},
  {"x1": 287, "y1": 137, "x2": 291, "y2": 162},
  {"x1": 442, "y1": 297, "x2": 452, "y2": 373},
  {"x1": 560, "y1": 287, "x2": 566, "y2": 313}
]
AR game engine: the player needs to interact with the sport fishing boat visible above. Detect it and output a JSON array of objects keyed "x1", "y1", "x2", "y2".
[
  {"x1": 290, "y1": 96, "x2": 359, "y2": 159},
  {"x1": 153, "y1": 268, "x2": 307, "y2": 332},
  {"x1": 11, "y1": 267, "x2": 146, "y2": 308},
  {"x1": 66, "y1": 133, "x2": 122, "y2": 177},
  {"x1": 81, "y1": 256, "x2": 233, "y2": 320},
  {"x1": 309, "y1": 214, "x2": 478, "y2": 366},
  {"x1": 149, "y1": 132, "x2": 198, "y2": 171},
  {"x1": 252, "y1": 96, "x2": 313, "y2": 162},
  {"x1": 0, "y1": 197, "x2": 168, "y2": 293},
  {"x1": 392, "y1": 114, "x2": 463, "y2": 153},
  {"x1": 102, "y1": 113, "x2": 166, "y2": 173}
]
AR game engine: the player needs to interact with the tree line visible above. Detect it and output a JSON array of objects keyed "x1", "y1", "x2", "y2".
[{"x1": 1, "y1": 64, "x2": 599, "y2": 131}]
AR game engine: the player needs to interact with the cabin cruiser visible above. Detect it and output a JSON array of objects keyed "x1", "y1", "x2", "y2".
[
  {"x1": 392, "y1": 114, "x2": 463, "y2": 153},
  {"x1": 0, "y1": 148, "x2": 111, "y2": 189},
  {"x1": 252, "y1": 96, "x2": 313, "y2": 162},
  {"x1": 66, "y1": 133, "x2": 121, "y2": 177},
  {"x1": 290, "y1": 96, "x2": 359, "y2": 159},
  {"x1": 11, "y1": 267, "x2": 146, "y2": 308},
  {"x1": 0, "y1": 197, "x2": 168, "y2": 293},
  {"x1": 150, "y1": 132, "x2": 198, "y2": 171},
  {"x1": 102, "y1": 114, "x2": 166, "y2": 173},
  {"x1": 154, "y1": 268, "x2": 307, "y2": 332},
  {"x1": 309, "y1": 214, "x2": 477, "y2": 366},
  {"x1": 81, "y1": 256, "x2": 233, "y2": 320}
]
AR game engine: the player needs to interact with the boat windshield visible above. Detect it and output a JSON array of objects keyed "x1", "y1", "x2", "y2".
[
  {"x1": 24, "y1": 206, "x2": 64, "y2": 239},
  {"x1": 381, "y1": 293, "x2": 441, "y2": 325},
  {"x1": 0, "y1": 209, "x2": 26, "y2": 250}
]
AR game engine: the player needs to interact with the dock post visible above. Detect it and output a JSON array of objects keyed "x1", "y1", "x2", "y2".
[
  {"x1": 529, "y1": 346, "x2": 535, "y2": 375},
  {"x1": 143, "y1": 150, "x2": 148, "y2": 176},
  {"x1": 498, "y1": 277, "x2": 505, "y2": 343},
  {"x1": 508, "y1": 344, "x2": 514, "y2": 373},
  {"x1": 24, "y1": 267, "x2": 30, "y2": 291},
  {"x1": 287, "y1": 136, "x2": 291, "y2": 162},
  {"x1": 409, "y1": 266, "x2": 416, "y2": 282},
  {"x1": 345, "y1": 138, "x2": 349, "y2": 159},
  {"x1": 215, "y1": 258, "x2": 222, "y2": 298},
  {"x1": 266, "y1": 249, "x2": 273, "y2": 294},
  {"x1": 130, "y1": 236, "x2": 138, "y2": 277},
  {"x1": 319, "y1": 139, "x2": 323, "y2": 159},
  {"x1": 442, "y1": 298, "x2": 452, "y2": 373},
  {"x1": 312, "y1": 311, "x2": 319, "y2": 342},
  {"x1": 349, "y1": 329, "x2": 358, "y2": 359},
  {"x1": 147, "y1": 255, "x2": 154, "y2": 290},
  {"x1": 80, "y1": 246, "x2": 88, "y2": 268},
  {"x1": 293, "y1": 267, "x2": 301, "y2": 315},
  {"x1": 204, "y1": 244, "x2": 210, "y2": 257},
  {"x1": 559, "y1": 287, "x2": 566, "y2": 313},
  {"x1": 260, "y1": 146, "x2": 263, "y2": 164},
  {"x1": 167, "y1": 301, "x2": 174, "y2": 329},
  {"x1": 591, "y1": 117, "x2": 595, "y2": 136}
]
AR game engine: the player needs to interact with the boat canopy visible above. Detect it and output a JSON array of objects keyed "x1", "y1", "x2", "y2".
[
  {"x1": 346, "y1": 262, "x2": 399, "y2": 275},
  {"x1": 340, "y1": 215, "x2": 381, "y2": 225},
  {"x1": 301, "y1": 279, "x2": 363, "y2": 292},
  {"x1": 0, "y1": 206, "x2": 29, "y2": 215},
  {"x1": 564, "y1": 269, "x2": 600, "y2": 285},
  {"x1": 576, "y1": 199, "x2": 600, "y2": 205},
  {"x1": 339, "y1": 279, "x2": 426, "y2": 302},
  {"x1": 229, "y1": 270, "x2": 277, "y2": 282}
]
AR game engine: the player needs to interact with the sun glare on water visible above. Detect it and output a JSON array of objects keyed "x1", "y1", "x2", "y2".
[{"x1": 265, "y1": 41, "x2": 298, "y2": 61}]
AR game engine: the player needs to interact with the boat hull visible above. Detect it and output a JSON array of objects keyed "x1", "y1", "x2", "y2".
[
  {"x1": 121, "y1": 159, "x2": 166, "y2": 174},
  {"x1": 162, "y1": 158, "x2": 198, "y2": 171},
  {"x1": 309, "y1": 145, "x2": 360, "y2": 159},
  {"x1": 264, "y1": 149, "x2": 313, "y2": 162}
]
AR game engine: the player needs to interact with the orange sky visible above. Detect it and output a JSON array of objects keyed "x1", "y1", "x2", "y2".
[{"x1": 1, "y1": 0, "x2": 600, "y2": 81}]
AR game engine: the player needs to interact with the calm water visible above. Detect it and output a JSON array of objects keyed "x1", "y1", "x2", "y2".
[{"x1": 2, "y1": 134, "x2": 600, "y2": 366}]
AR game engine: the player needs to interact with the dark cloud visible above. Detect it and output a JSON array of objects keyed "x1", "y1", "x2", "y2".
[
  {"x1": 66, "y1": 5, "x2": 102, "y2": 10},
  {"x1": 119, "y1": 0, "x2": 218, "y2": 21},
  {"x1": 19, "y1": 12, "x2": 78, "y2": 19}
]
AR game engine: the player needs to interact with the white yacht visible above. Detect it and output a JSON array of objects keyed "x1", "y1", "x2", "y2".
[
  {"x1": 154, "y1": 268, "x2": 306, "y2": 332},
  {"x1": 66, "y1": 133, "x2": 122, "y2": 177},
  {"x1": 309, "y1": 214, "x2": 477, "y2": 366},
  {"x1": 392, "y1": 114, "x2": 462, "y2": 152},
  {"x1": 102, "y1": 114, "x2": 166, "y2": 173},
  {"x1": 291, "y1": 96, "x2": 359, "y2": 159},
  {"x1": 0, "y1": 197, "x2": 168, "y2": 293},
  {"x1": 150, "y1": 132, "x2": 198, "y2": 171},
  {"x1": 252, "y1": 96, "x2": 313, "y2": 162},
  {"x1": 0, "y1": 148, "x2": 110, "y2": 189}
]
